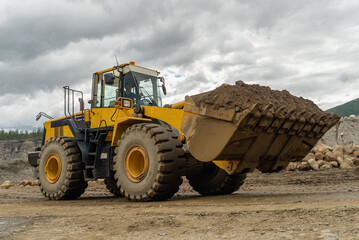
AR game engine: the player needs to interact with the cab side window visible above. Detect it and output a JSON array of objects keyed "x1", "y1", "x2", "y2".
[
  {"x1": 92, "y1": 71, "x2": 120, "y2": 108},
  {"x1": 96, "y1": 79, "x2": 102, "y2": 108},
  {"x1": 103, "y1": 73, "x2": 119, "y2": 107}
]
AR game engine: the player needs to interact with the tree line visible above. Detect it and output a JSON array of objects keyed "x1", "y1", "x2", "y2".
[{"x1": 0, "y1": 128, "x2": 43, "y2": 140}]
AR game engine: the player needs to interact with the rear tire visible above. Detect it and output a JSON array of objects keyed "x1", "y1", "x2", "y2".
[
  {"x1": 37, "y1": 137, "x2": 87, "y2": 200},
  {"x1": 187, "y1": 162, "x2": 246, "y2": 195},
  {"x1": 104, "y1": 175, "x2": 121, "y2": 196},
  {"x1": 113, "y1": 123, "x2": 185, "y2": 201}
]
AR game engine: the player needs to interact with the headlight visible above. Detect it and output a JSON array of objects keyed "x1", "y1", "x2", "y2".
[{"x1": 122, "y1": 99, "x2": 132, "y2": 108}]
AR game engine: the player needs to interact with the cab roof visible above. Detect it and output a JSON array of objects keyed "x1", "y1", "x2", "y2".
[{"x1": 95, "y1": 62, "x2": 159, "y2": 77}]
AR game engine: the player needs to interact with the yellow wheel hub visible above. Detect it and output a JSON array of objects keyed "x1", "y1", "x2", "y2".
[
  {"x1": 45, "y1": 153, "x2": 62, "y2": 183},
  {"x1": 125, "y1": 145, "x2": 149, "y2": 183}
]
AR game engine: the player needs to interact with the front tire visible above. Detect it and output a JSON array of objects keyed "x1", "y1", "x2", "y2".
[
  {"x1": 113, "y1": 123, "x2": 185, "y2": 201},
  {"x1": 37, "y1": 137, "x2": 87, "y2": 200}
]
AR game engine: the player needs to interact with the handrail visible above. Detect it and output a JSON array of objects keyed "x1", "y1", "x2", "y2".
[
  {"x1": 63, "y1": 86, "x2": 84, "y2": 120},
  {"x1": 36, "y1": 112, "x2": 54, "y2": 121},
  {"x1": 95, "y1": 120, "x2": 108, "y2": 140}
]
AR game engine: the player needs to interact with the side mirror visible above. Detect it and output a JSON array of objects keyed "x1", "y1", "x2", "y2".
[
  {"x1": 78, "y1": 98, "x2": 84, "y2": 111},
  {"x1": 159, "y1": 77, "x2": 166, "y2": 95},
  {"x1": 104, "y1": 73, "x2": 115, "y2": 85},
  {"x1": 88, "y1": 99, "x2": 99, "y2": 105},
  {"x1": 159, "y1": 76, "x2": 165, "y2": 84},
  {"x1": 162, "y1": 85, "x2": 167, "y2": 95}
]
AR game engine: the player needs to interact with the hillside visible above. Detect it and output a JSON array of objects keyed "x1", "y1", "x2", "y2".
[
  {"x1": 326, "y1": 98, "x2": 359, "y2": 117},
  {"x1": 0, "y1": 139, "x2": 41, "y2": 183}
]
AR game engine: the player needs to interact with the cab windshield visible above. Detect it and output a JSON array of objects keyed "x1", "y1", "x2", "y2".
[{"x1": 123, "y1": 71, "x2": 162, "y2": 107}]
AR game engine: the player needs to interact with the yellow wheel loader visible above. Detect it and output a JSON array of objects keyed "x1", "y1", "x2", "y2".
[{"x1": 28, "y1": 62, "x2": 340, "y2": 201}]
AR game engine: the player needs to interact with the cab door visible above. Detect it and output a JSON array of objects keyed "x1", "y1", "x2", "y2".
[{"x1": 90, "y1": 71, "x2": 121, "y2": 128}]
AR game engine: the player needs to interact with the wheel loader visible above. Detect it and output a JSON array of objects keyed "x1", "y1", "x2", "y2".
[{"x1": 28, "y1": 61, "x2": 340, "y2": 201}]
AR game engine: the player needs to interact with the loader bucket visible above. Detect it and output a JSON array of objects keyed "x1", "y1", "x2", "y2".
[{"x1": 180, "y1": 82, "x2": 340, "y2": 173}]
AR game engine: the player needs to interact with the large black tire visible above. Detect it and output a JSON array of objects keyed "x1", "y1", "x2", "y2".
[
  {"x1": 113, "y1": 123, "x2": 185, "y2": 201},
  {"x1": 104, "y1": 176, "x2": 121, "y2": 197},
  {"x1": 37, "y1": 137, "x2": 87, "y2": 200},
  {"x1": 187, "y1": 162, "x2": 246, "y2": 196}
]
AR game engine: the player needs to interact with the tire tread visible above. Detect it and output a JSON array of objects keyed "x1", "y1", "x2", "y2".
[
  {"x1": 37, "y1": 137, "x2": 87, "y2": 200},
  {"x1": 114, "y1": 123, "x2": 185, "y2": 201}
]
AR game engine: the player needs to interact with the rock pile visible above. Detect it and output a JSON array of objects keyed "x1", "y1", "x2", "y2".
[
  {"x1": 318, "y1": 115, "x2": 359, "y2": 146},
  {"x1": 0, "y1": 179, "x2": 39, "y2": 189},
  {"x1": 286, "y1": 145, "x2": 359, "y2": 171},
  {"x1": 0, "y1": 180, "x2": 12, "y2": 189}
]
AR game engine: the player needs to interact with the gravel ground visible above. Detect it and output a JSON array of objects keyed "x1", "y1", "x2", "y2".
[{"x1": 1, "y1": 168, "x2": 359, "y2": 240}]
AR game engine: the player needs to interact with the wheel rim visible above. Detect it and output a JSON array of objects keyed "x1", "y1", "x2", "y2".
[
  {"x1": 125, "y1": 145, "x2": 149, "y2": 183},
  {"x1": 45, "y1": 153, "x2": 62, "y2": 183}
]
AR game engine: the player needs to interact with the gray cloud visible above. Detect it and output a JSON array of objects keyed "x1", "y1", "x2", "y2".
[
  {"x1": 0, "y1": 0, "x2": 164, "y2": 62},
  {"x1": 1, "y1": 0, "x2": 359, "y2": 130},
  {"x1": 338, "y1": 72, "x2": 359, "y2": 83}
]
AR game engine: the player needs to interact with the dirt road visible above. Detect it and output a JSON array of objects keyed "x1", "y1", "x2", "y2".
[{"x1": 1, "y1": 169, "x2": 359, "y2": 240}]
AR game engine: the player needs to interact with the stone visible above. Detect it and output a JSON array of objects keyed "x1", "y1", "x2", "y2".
[
  {"x1": 343, "y1": 146, "x2": 354, "y2": 155},
  {"x1": 303, "y1": 153, "x2": 315, "y2": 162},
  {"x1": 298, "y1": 162, "x2": 311, "y2": 171},
  {"x1": 353, "y1": 150, "x2": 359, "y2": 158},
  {"x1": 329, "y1": 161, "x2": 339, "y2": 168},
  {"x1": 324, "y1": 151, "x2": 336, "y2": 162},
  {"x1": 0, "y1": 180, "x2": 12, "y2": 189},
  {"x1": 285, "y1": 162, "x2": 296, "y2": 171},
  {"x1": 314, "y1": 152, "x2": 324, "y2": 161},
  {"x1": 31, "y1": 180, "x2": 39, "y2": 186},
  {"x1": 19, "y1": 180, "x2": 32, "y2": 187},
  {"x1": 320, "y1": 164, "x2": 331, "y2": 170},
  {"x1": 308, "y1": 159, "x2": 319, "y2": 171},
  {"x1": 338, "y1": 157, "x2": 351, "y2": 169},
  {"x1": 344, "y1": 157, "x2": 354, "y2": 167},
  {"x1": 315, "y1": 145, "x2": 330, "y2": 155},
  {"x1": 333, "y1": 145, "x2": 344, "y2": 151},
  {"x1": 353, "y1": 158, "x2": 359, "y2": 165},
  {"x1": 317, "y1": 160, "x2": 326, "y2": 167},
  {"x1": 333, "y1": 146, "x2": 344, "y2": 159}
]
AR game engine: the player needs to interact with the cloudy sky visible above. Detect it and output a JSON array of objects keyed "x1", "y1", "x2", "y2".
[{"x1": 1, "y1": 0, "x2": 359, "y2": 130}]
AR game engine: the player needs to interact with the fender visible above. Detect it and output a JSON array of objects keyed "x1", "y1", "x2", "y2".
[
  {"x1": 111, "y1": 106, "x2": 152, "y2": 146},
  {"x1": 142, "y1": 106, "x2": 184, "y2": 134}
]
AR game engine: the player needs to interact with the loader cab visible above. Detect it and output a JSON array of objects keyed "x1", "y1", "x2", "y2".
[{"x1": 91, "y1": 63, "x2": 163, "y2": 109}]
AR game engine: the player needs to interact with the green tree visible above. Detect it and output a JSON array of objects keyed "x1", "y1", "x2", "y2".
[{"x1": 0, "y1": 128, "x2": 43, "y2": 140}]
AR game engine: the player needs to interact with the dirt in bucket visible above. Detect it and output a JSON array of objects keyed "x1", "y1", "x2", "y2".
[{"x1": 190, "y1": 81, "x2": 325, "y2": 115}]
